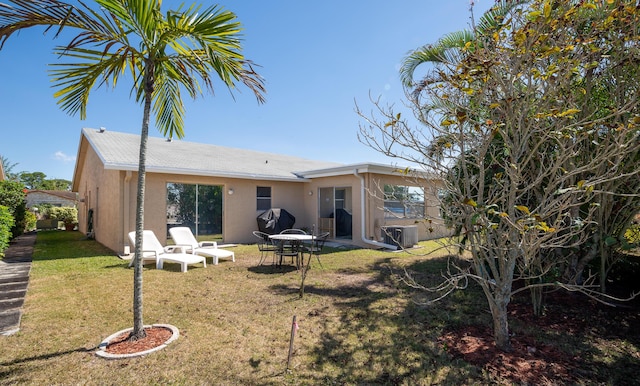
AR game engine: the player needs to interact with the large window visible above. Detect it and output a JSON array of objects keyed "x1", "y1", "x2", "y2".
[
  {"x1": 257, "y1": 186, "x2": 271, "y2": 211},
  {"x1": 383, "y1": 185, "x2": 425, "y2": 219},
  {"x1": 167, "y1": 183, "x2": 222, "y2": 237}
]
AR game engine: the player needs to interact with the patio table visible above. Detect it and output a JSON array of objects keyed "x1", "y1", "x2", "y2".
[{"x1": 268, "y1": 234, "x2": 316, "y2": 267}]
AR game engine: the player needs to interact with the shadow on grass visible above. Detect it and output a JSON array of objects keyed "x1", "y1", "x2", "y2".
[
  {"x1": 0, "y1": 346, "x2": 95, "y2": 381},
  {"x1": 267, "y1": 255, "x2": 485, "y2": 384},
  {"x1": 247, "y1": 264, "x2": 298, "y2": 275},
  {"x1": 267, "y1": 252, "x2": 640, "y2": 384}
]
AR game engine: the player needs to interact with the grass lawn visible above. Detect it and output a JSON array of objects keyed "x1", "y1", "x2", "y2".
[{"x1": 0, "y1": 231, "x2": 638, "y2": 385}]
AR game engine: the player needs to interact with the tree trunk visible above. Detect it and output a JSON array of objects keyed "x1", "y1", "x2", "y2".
[
  {"x1": 130, "y1": 63, "x2": 154, "y2": 341},
  {"x1": 529, "y1": 285, "x2": 543, "y2": 317},
  {"x1": 489, "y1": 290, "x2": 512, "y2": 352}
]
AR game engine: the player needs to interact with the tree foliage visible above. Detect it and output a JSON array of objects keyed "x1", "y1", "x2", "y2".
[
  {"x1": 359, "y1": 0, "x2": 640, "y2": 351},
  {"x1": 48, "y1": 206, "x2": 78, "y2": 225},
  {"x1": 18, "y1": 171, "x2": 47, "y2": 190},
  {"x1": 0, "y1": 205, "x2": 15, "y2": 256},
  {"x1": 0, "y1": 180, "x2": 27, "y2": 238},
  {"x1": 19, "y1": 171, "x2": 71, "y2": 190}
]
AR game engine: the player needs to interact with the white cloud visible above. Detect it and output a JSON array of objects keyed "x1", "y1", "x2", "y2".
[{"x1": 54, "y1": 151, "x2": 76, "y2": 163}]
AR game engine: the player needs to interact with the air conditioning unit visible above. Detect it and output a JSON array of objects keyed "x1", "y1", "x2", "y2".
[{"x1": 381, "y1": 225, "x2": 418, "y2": 248}]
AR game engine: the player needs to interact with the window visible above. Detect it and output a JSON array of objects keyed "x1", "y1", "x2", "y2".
[
  {"x1": 383, "y1": 185, "x2": 425, "y2": 219},
  {"x1": 257, "y1": 186, "x2": 271, "y2": 211},
  {"x1": 167, "y1": 183, "x2": 222, "y2": 237}
]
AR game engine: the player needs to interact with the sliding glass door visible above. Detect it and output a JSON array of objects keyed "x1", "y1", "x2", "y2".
[
  {"x1": 318, "y1": 187, "x2": 352, "y2": 239},
  {"x1": 167, "y1": 183, "x2": 223, "y2": 239}
]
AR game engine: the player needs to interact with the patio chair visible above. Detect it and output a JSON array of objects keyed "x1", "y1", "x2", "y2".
[
  {"x1": 253, "y1": 230, "x2": 277, "y2": 265},
  {"x1": 280, "y1": 228, "x2": 307, "y2": 234},
  {"x1": 272, "y1": 236, "x2": 303, "y2": 268},
  {"x1": 127, "y1": 230, "x2": 206, "y2": 272},
  {"x1": 279, "y1": 228, "x2": 306, "y2": 253},
  {"x1": 304, "y1": 232, "x2": 330, "y2": 268},
  {"x1": 169, "y1": 227, "x2": 235, "y2": 265}
]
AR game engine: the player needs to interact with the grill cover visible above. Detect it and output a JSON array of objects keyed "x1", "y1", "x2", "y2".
[{"x1": 256, "y1": 208, "x2": 296, "y2": 235}]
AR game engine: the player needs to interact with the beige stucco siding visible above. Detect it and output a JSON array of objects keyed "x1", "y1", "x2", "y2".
[
  {"x1": 75, "y1": 139, "x2": 124, "y2": 252},
  {"x1": 118, "y1": 173, "x2": 312, "y2": 249}
]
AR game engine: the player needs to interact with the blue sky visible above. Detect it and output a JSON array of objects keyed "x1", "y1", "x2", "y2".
[{"x1": 0, "y1": 0, "x2": 493, "y2": 181}]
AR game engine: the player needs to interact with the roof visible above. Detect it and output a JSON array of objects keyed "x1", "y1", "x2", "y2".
[
  {"x1": 26, "y1": 190, "x2": 78, "y2": 201},
  {"x1": 75, "y1": 128, "x2": 346, "y2": 182}
]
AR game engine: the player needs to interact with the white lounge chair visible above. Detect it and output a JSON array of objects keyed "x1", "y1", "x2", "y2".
[
  {"x1": 169, "y1": 227, "x2": 235, "y2": 265},
  {"x1": 128, "y1": 230, "x2": 206, "y2": 272}
]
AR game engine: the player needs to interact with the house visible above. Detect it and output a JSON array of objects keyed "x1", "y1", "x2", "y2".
[
  {"x1": 26, "y1": 190, "x2": 78, "y2": 208},
  {"x1": 71, "y1": 128, "x2": 449, "y2": 254},
  {"x1": 0, "y1": 161, "x2": 4, "y2": 181}
]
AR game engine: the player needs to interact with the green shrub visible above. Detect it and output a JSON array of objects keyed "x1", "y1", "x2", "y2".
[
  {"x1": 35, "y1": 204, "x2": 53, "y2": 219},
  {"x1": 0, "y1": 180, "x2": 27, "y2": 238},
  {"x1": 0, "y1": 205, "x2": 14, "y2": 256},
  {"x1": 49, "y1": 207, "x2": 78, "y2": 226},
  {"x1": 24, "y1": 211, "x2": 37, "y2": 232}
]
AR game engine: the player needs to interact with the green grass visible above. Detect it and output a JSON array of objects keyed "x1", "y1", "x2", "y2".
[{"x1": 0, "y1": 231, "x2": 638, "y2": 385}]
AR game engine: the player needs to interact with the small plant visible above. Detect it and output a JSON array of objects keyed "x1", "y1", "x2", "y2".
[{"x1": 24, "y1": 211, "x2": 37, "y2": 232}]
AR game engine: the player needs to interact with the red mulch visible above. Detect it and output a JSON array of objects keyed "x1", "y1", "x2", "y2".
[
  {"x1": 439, "y1": 324, "x2": 576, "y2": 384},
  {"x1": 438, "y1": 290, "x2": 639, "y2": 384},
  {"x1": 105, "y1": 327, "x2": 173, "y2": 355}
]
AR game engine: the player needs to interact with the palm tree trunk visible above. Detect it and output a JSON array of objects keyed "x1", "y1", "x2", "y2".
[{"x1": 131, "y1": 63, "x2": 154, "y2": 340}]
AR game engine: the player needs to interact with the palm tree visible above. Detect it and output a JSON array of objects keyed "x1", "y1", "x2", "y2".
[
  {"x1": 0, "y1": 0, "x2": 265, "y2": 339},
  {"x1": 400, "y1": 0, "x2": 526, "y2": 91},
  {"x1": 0, "y1": 155, "x2": 19, "y2": 181}
]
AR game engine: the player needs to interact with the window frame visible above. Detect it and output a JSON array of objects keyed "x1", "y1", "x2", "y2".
[
  {"x1": 256, "y1": 186, "x2": 272, "y2": 211},
  {"x1": 383, "y1": 184, "x2": 425, "y2": 219}
]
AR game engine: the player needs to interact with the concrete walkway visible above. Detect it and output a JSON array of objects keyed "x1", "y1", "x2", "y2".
[{"x1": 0, "y1": 232, "x2": 35, "y2": 336}]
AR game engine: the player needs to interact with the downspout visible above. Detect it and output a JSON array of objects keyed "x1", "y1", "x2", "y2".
[
  {"x1": 354, "y1": 169, "x2": 397, "y2": 250},
  {"x1": 123, "y1": 171, "x2": 133, "y2": 254}
]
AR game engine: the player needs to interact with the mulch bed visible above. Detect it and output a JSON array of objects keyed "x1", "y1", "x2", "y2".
[
  {"x1": 105, "y1": 327, "x2": 173, "y2": 355},
  {"x1": 438, "y1": 290, "x2": 640, "y2": 384}
]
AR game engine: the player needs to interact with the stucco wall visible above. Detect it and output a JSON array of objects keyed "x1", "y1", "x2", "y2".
[
  {"x1": 76, "y1": 142, "x2": 123, "y2": 252},
  {"x1": 118, "y1": 172, "x2": 309, "y2": 249}
]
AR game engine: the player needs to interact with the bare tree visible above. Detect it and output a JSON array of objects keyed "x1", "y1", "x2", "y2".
[{"x1": 358, "y1": 0, "x2": 640, "y2": 351}]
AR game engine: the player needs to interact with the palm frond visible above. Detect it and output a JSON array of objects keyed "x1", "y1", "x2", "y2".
[
  {"x1": 400, "y1": 1, "x2": 524, "y2": 91},
  {"x1": 476, "y1": 0, "x2": 528, "y2": 37},
  {"x1": 152, "y1": 70, "x2": 185, "y2": 139},
  {"x1": 0, "y1": 0, "x2": 109, "y2": 48},
  {"x1": 49, "y1": 46, "x2": 130, "y2": 118},
  {"x1": 400, "y1": 30, "x2": 474, "y2": 88},
  {"x1": 2, "y1": 0, "x2": 266, "y2": 134}
]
